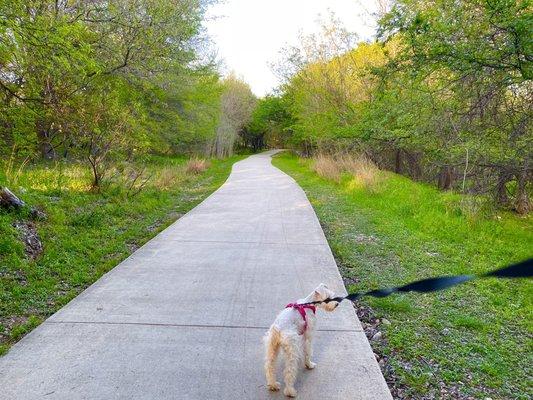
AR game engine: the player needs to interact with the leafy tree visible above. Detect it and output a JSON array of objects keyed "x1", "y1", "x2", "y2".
[
  {"x1": 1, "y1": 0, "x2": 223, "y2": 186},
  {"x1": 242, "y1": 95, "x2": 294, "y2": 152},
  {"x1": 274, "y1": 1, "x2": 532, "y2": 213},
  {"x1": 378, "y1": 0, "x2": 532, "y2": 211},
  {"x1": 212, "y1": 74, "x2": 256, "y2": 158}
]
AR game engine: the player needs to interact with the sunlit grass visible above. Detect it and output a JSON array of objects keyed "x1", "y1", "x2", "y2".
[{"x1": 0, "y1": 154, "x2": 243, "y2": 352}]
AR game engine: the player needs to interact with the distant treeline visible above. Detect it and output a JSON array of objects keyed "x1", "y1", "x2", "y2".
[
  {"x1": 255, "y1": 0, "x2": 531, "y2": 213},
  {"x1": 0, "y1": 1, "x2": 257, "y2": 187}
]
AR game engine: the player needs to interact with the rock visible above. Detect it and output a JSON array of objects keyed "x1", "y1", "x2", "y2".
[
  {"x1": 12, "y1": 221, "x2": 43, "y2": 259},
  {"x1": 371, "y1": 331, "x2": 383, "y2": 341},
  {"x1": 373, "y1": 353, "x2": 380, "y2": 361},
  {"x1": 442, "y1": 328, "x2": 450, "y2": 335},
  {"x1": 30, "y1": 207, "x2": 47, "y2": 220},
  {"x1": 381, "y1": 318, "x2": 391, "y2": 325}
]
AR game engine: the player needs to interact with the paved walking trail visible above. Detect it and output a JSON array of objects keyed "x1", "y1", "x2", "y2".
[{"x1": 0, "y1": 151, "x2": 392, "y2": 399}]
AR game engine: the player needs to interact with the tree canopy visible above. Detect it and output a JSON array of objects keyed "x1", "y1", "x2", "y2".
[
  {"x1": 258, "y1": 0, "x2": 532, "y2": 213},
  {"x1": 1, "y1": 0, "x2": 225, "y2": 185}
]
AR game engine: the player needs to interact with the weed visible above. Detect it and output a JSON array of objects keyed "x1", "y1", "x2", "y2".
[{"x1": 10, "y1": 316, "x2": 41, "y2": 341}]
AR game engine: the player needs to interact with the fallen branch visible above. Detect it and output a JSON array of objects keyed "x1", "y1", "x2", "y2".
[
  {"x1": 0, "y1": 187, "x2": 26, "y2": 209},
  {"x1": 0, "y1": 186, "x2": 47, "y2": 220}
]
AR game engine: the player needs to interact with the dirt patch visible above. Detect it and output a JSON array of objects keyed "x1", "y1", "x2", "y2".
[
  {"x1": 0, "y1": 269, "x2": 27, "y2": 285},
  {"x1": 353, "y1": 302, "x2": 413, "y2": 399},
  {"x1": 354, "y1": 233, "x2": 379, "y2": 244},
  {"x1": 146, "y1": 211, "x2": 183, "y2": 232},
  {"x1": 0, "y1": 315, "x2": 29, "y2": 343},
  {"x1": 336, "y1": 262, "x2": 360, "y2": 287},
  {"x1": 12, "y1": 221, "x2": 43, "y2": 259},
  {"x1": 126, "y1": 241, "x2": 140, "y2": 253}
]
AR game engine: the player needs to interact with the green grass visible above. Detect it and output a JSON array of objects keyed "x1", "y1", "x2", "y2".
[
  {"x1": 273, "y1": 152, "x2": 533, "y2": 399},
  {"x1": 0, "y1": 154, "x2": 242, "y2": 355}
]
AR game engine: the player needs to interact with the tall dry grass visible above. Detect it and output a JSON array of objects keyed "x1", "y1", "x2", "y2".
[
  {"x1": 312, "y1": 153, "x2": 381, "y2": 191},
  {"x1": 153, "y1": 166, "x2": 185, "y2": 190},
  {"x1": 185, "y1": 158, "x2": 210, "y2": 175}
]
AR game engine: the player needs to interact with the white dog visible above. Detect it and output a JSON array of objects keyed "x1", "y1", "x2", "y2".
[{"x1": 263, "y1": 283, "x2": 339, "y2": 397}]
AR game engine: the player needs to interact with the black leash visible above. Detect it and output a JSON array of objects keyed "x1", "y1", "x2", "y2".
[{"x1": 305, "y1": 258, "x2": 533, "y2": 305}]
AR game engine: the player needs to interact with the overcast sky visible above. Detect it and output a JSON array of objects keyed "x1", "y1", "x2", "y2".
[{"x1": 204, "y1": 0, "x2": 380, "y2": 96}]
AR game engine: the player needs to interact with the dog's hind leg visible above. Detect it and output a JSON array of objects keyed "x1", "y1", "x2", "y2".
[
  {"x1": 304, "y1": 334, "x2": 316, "y2": 370},
  {"x1": 264, "y1": 329, "x2": 281, "y2": 391},
  {"x1": 281, "y1": 333, "x2": 301, "y2": 397}
]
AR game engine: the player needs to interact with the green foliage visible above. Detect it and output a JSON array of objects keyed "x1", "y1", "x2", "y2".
[
  {"x1": 274, "y1": 152, "x2": 533, "y2": 399},
  {"x1": 280, "y1": 41, "x2": 390, "y2": 149},
  {"x1": 376, "y1": 0, "x2": 532, "y2": 185},
  {"x1": 242, "y1": 95, "x2": 294, "y2": 151},
  {"x1": 274, "y1": 0, "x2": 532, "y2": 212},
  {"x1": 0, "y1": 0, "x2": 223, "y2": 165},
  {"x1": 212, "y1": 74, "x2": 256, "y2": 157}
]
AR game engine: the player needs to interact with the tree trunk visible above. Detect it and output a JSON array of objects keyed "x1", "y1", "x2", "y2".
[
  {"x1": 515, "y1": 169, "x2": 530, "y2": 214},
  {"x1": 495, "y1": 170, "x2": 511, "y2": 207},
  {"x1": 405, "y1": 150, "x2": 422, "y2": 180},
  {"x1": 302, "y1": 140, "x2": 312, "y2": 157},
  {"x1": 437, "y1": 165, "x2": 454, "y2": 190},
  {"x1": 0, "y1": 187, "x2": 25, "y2": 208},
  {"x1": 36, "y1": 120, "x2": 55, "y2": 160},
  {"x1": 394, "y1": 148, "x2": 402, "y2": 174}
]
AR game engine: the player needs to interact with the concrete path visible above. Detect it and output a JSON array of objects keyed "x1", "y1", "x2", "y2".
[{"x1": 0, "y1": 151, "x2": 392, "y2": 399}]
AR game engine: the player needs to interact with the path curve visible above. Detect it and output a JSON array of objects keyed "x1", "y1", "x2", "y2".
[{"x1": 0, "y1": 151, "x2": 392, "y2": 399}]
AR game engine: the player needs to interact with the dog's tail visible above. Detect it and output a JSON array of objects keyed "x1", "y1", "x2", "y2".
[
  {"x1": 264, "y1": 327, "x2": 282, "y2": 369},
  {"x1": 264, "y1": 326, "x2": 302, "y2": 359}
]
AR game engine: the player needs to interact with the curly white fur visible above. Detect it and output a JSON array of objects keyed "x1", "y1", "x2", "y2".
[{"x1": 263, "y1": 283, "x2": 338, "y2": 397}]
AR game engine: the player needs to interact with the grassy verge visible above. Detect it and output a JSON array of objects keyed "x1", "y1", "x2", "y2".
[
  {"x1": 273, "y1": 152, "x2": 532, "y2": 400},
  {"x1": 0, "y1": 154, "x2": 243, "y2": 354}
]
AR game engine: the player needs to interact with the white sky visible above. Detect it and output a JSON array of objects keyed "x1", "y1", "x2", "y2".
[{"x1": 205, "y1": 0, "x2": 379, "y2": 96}]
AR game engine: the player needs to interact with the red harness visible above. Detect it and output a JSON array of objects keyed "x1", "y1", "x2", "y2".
[{"x1": 286, "y1": 303, "x2": 316, "y2": 334}]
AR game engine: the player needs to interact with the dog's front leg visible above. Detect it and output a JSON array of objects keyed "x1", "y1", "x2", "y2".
[{"x1": 304, "y1": 334, "x2": 316, "y2": 370}]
